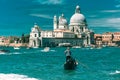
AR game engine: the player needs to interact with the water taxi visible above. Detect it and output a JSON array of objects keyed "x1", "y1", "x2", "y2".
[{"x1": 14, "y1": 47, "x2": 20, "y2": 50}]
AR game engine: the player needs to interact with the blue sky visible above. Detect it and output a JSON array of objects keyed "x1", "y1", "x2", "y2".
[{"x1": 0, "y1": 0, "x2": 120, "y2": 36}]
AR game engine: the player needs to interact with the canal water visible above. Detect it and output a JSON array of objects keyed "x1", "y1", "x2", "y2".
[{"x1": 0, "y1": 47, "x2": 120, "y2": 80}]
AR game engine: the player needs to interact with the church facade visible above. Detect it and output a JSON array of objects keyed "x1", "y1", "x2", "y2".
[{"x1": 29, "y1": 5, "x2": 94, "y2": 47}]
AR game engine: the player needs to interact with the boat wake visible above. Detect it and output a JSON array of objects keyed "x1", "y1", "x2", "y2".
[
  {"x1": 0, "y1": 52, "x2": 22, "y2": 55},
  {"x1": 0, "y1": 73, "x2": 39, "y2": 80},
  {"x1": 109, "y1": 70, "x2": 120, "y2": 75},
  {"x1": 0, "y1": 52, "x2": 6, "y2": 55},
  {"x1": 11, "y1": 52, "x2": 21, "y2": 54}
]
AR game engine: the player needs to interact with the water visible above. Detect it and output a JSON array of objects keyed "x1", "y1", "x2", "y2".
[{"x1": 0, "y1": 47, "x2": 120, "y2": 80}]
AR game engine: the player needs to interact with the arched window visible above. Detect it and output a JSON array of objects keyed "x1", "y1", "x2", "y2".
[{"x1": 35, "y1": 34, "x2": 37, "y2": 37}]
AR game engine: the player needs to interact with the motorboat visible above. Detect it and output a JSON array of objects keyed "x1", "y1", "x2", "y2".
[
  {"x1": 64, "y1": 57, "x2": 78, "y2": 70},
  {"x1": 72, "y1": 46, "x2": 81, "y2": 48},
  {"x1": 14, "y1": 47, "x2": 20, "y2": 50},
  {"x1": 33, "y1": 46, "x2": 38, "y2": 49},
  {"x1": 43, "y1": 47, "x2": 50, "y2": 52},
  {"x1": 58, "y1": 43, "x2": 71, "y2": 47}
]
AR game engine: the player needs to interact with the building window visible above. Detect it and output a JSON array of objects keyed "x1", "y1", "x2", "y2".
[
  {"x1": 35, "y1": 34, "x2": 37, "y2": 37},
  {"x1": 39, "y1": 33, "x2": 41, "y2": 37}
]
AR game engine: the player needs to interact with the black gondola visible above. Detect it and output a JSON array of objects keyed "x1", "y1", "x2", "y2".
[{"x1": 64, "y1": 57, "x2": 78, "y2": 70}]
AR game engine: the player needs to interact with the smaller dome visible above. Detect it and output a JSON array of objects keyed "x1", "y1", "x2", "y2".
[
  {"x1": 59, "y1": 18, "x2": 67, "y2": 25},
  {"x1": 32, "y1": 23, "x2": 41, "y2": 32},
  {"x1": 34, "y1": 23, "x2": 38, "y2": 28},
  {"x1": 59, "y1": 14, "x2": 67, "y2": 25}
]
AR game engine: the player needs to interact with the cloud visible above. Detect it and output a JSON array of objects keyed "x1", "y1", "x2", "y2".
[
  {"x1": 88, "y1": 15, "x2": 98, "y2": 18},
  {"x1": 30, "y1": 14, "x2": 53, "y2": 19},
  {"x1": 35, "y1": 0, "x2": 63, "y2": 4},
  {"x1": 88, "y1": 17, "x2": 120, "y2": 30},
  {"x1": 115, "y1": 4, "x2": 120, "y2": 8},
  {"x1": 115, "y1": 0, "x2": 120, "y2": 8},
  {"x1": 100, "y1": 10, "x2": 120, "y2": 13},
  {"x1": 87, "y1": 9, "x2": 120, "y2": 30},
  {"x1": 107, "y1": 18, "x2": 120, "y2": 23}
]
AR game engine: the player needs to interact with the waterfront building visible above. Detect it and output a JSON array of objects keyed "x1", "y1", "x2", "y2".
[
  {"x1": 94, "y1": 32, "x2": 120, "y2": 47},
  {"x1": 29, "y1": 5, "x2": 94, "y2": 47},
  {"x1": 94, "y1": 34, "x2": 102, "y2": 47},
  {"x1": 102, "y1": 32, "x2": 113, "y2": 45},
  {"x1": 0, "y1": 36, "x2": 10, "y2": 46},
  {"x1": 29, "y1": 23, "x2": 41, "y2": 47},
  {"x1": 113, "y1": 32, "x2": 120, "y2": 41}
]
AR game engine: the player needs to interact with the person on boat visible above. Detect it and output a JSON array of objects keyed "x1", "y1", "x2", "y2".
[{"x1": 64, "y1": 47, "x2": 72, "y2": 61}]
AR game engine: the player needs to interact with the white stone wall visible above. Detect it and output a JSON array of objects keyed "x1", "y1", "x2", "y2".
[{"x1": 41, "y1": 31, "x2": 53, "y2": 38}]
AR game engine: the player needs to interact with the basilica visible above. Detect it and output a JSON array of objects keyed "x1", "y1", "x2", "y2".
[{"x1": 29, "y1": 5, "x2": 94, "y2": 47}]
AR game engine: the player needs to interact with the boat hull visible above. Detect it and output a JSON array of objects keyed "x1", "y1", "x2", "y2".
[{"x1": 64, "y1": 58, "x2": 77, "y2": 70}]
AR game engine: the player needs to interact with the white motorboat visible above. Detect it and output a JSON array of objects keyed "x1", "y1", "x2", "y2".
[
  {"x1": 41, "y1": 47, "x2": 50, "y2": 52},
  {"x1": 14, "y1": 47, "x2": 20, "y2": 50},
  {"x1": 72, "y1": 46, "x2": 81, "y2": 48},
  {"x1": 33, "y1": 46, "x2": 38, "y2": 49}
]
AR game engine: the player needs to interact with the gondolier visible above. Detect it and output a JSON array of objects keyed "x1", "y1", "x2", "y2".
[
  {"x1": 64, "y1": 47, "x2": 78, "y2": 70},
  {"x1": 64, "y1": 47, "x2": 71, "y2": 61}
]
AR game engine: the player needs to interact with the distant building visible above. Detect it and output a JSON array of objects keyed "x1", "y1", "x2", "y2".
[
  {"x1": 94, "y1": 32, "x2": 120, "y2": 47},
  {"x1": 113, "y1": 32, "x2": 120, "y2": 46},
  {"x1": 102, "y1": 32, "x2": 113, "y2": 45},
  {"x1": 113, "y1": 32, "x2": 120, "y2": 41},
  {"x1": 0, "y1": 36, "x2": 10, "y2": 46},
  {"x1": 94, "y1": 34, "x2": 102, "y2": 47},
  {"x1": 29, "y1": 5, "x2": 94, "y2": 47}
]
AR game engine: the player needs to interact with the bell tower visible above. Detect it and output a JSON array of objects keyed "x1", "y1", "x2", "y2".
[{"x1": 53, "y1": 15, "x2": 58, "y2": 30}]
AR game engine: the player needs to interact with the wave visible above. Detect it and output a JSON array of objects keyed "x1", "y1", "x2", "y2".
[
  {"x1": 109, "y1": 70, "x2": 120, "y2": 75},
  {"x1": 0, "y1": 52, "x2": 6, "y2": 55},
  {"x1": 0, "y1": 73, "x2": 39, "y2": 80},
  {"x1": 0, "y1": 52, "x2": 22, "y2": 55},
  {"x1": 11, "y1": 52, "x2": 21, "y2": 54},
  {"x1": 50, "y1": 50, "x2": 56, "y2": 52}
]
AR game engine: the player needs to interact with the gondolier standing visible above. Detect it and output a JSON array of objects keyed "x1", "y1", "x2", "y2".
[{"x1": 64, "y1": 47, "x2": 71, "y2": 61}]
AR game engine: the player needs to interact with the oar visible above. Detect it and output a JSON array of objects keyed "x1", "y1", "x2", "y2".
[{"x1": 78, "y1": 61, "x2": 89, "y2": 69}]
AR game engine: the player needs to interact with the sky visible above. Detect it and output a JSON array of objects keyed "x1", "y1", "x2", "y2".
[{"x1": 0, "y1": 0, "x2": 120, "y2": 36}]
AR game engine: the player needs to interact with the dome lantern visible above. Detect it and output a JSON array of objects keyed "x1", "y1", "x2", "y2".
[
  {"x1": 75, "y1": 5, "x2": 80, "y2": 13},
  {"x1": 70, "y1": 5, "x2": 86, "y2": 26}
]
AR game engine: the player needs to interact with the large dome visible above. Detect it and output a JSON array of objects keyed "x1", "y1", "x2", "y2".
[
  {"x1": 70, "y1": 13, "x2": 86, "y2": 25},
  {"x1": 70, "y1": 5, "x2": 86, "y2": 26}
]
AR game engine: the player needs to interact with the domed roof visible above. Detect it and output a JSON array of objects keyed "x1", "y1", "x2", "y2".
[
  {"x1": 59, "y1": 18, "x2": 67, "y2": 25},
  {"x1": 70, "y1": 5, "x2": 86, "y2": 26},
  {"x1": 70, "y1": 13, "x2": 85, "y2": 25},
  {"x1": 59, "y1": 14, "x2": 67, "y2": 25},
  {"x1": 32, "y1": 23, "x2": 41, "y2": 32}
]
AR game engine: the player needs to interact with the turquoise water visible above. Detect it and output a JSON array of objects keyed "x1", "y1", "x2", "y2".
[{"x1": 0, "y1": 47, "x2": 120, "y2": 80}]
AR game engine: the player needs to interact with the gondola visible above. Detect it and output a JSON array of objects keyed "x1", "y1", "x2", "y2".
[{"x1": 64, "y1": 57, "x2": 78, "y2": 70}]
